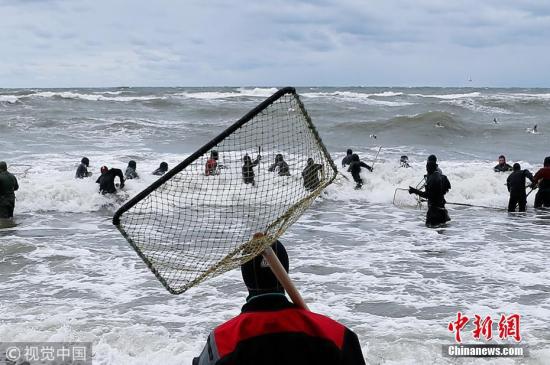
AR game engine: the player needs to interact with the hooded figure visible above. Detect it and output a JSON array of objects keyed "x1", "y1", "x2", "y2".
[
  {"x1": 96, "y1": 166, "x2": 124, "y2": 194},
  {"x1": 494, "y1": 155, "x2": 513, "y2": 172},
  {"x1": 348, "y1": 154, "x2": 373, "y2": 189},
  {"x1": 192, "y1": 240, "x2": 366, "y2": 365},
  {"x1": 342, "y1": 149, "x2": 353, "y2": 167},
  {"x1": 0, "y1": 161, "x2": 19, "y2": 219},
  {"x1": 302, "y1": 158, "x2": 323, "y2": 192},
  {"x1": 125, "y1": 160, "x2": 139, "y2": 180},
  {"x1": 205, "y1": 150, "x2": 219, "y2": 176},
  {"x1": 409, "y1": 161, "x2": 451, "y2": 227},
  {"x1": 75, "y1": 157, "x2": 92, "y2": 179},
  {"x1": 400, "y1": 155, "x2": 410, "y2": 168},
  {"x1": 242, "y1": 154, "x2": 261, "y2": 186},
  {"x1": 533, "y1": 156, "x2": 550, "y2": 208},
  {"x1": 506, "y1": 163, "x2": 534, "y2": 212},
  {"x1": 268, "y1": 154, "x2": 290, "y2": 176},
  {"x1": 152, "y1": 162, "x2": 168, "y2": 176}
]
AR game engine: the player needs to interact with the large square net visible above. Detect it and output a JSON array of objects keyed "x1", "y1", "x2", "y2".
[{"x1": 113, "y1": 87, "x2": 337, "y2": 294}]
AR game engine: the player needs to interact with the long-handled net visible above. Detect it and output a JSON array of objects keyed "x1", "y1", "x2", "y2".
[{"x1": 113, "y1": 87, "x2": 338, "y2": 294}]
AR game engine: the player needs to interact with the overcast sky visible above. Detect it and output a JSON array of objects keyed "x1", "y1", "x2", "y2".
[{"x1": 1, "y1": 0, "x2": 549, "y2": 87}]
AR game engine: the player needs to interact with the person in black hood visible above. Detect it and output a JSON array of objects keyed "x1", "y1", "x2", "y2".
[
  {"x1": 242, "y1": 154, "x2": 261, "y2": 186},
  {"x1": 152, "y1": 162, "x2": 168, "y2": 176},
  {"x1": 348, "y1": 154, "x2": 372, "y2": 189},
  {"x1": 506, "y1": 163, "x2": 534, "y2": 212},
  {"x1": 494, "y1": 155, "x2": 513, "y2": 172},
  {"x1": 193, "y1": 239, "x2": 366, "y2": 365},
  {"x1": 342, "y1": 149, "x2": 353, "y2": 168},
  {"x1": 125, "y1": 160, "x2": 139, "y2": 180},
  {"x1": 0, "y1": 161, "x2": 19, "y2": 219},
  {"x1": 268, "y1": 154, "x2": 290, "y2": 176},
  {"x1": 96, "y1": 166, "x2": 124, "y2": 194},
  {"x1": 75, "y1": 157, "x2": 92, "y2": 179},
  {"x1": 409, "y1": 161, "x2": 451, "y2": 227},
  {"x1": 302, "y1": 158, "x2": 323, "y2": 192}
]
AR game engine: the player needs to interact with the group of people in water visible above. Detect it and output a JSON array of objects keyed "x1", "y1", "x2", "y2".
[
  {"x1": 1, "y1": 150, "x2": 549, "y2": 224},
  {"x1": 74, "y1": 157, "x2": 169, "y2": 194}
]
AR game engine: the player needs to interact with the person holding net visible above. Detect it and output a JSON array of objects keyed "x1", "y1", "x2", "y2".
[
  {"x1": 242, "y1": 153, "x2": 261, "y2": 186},
  {"x1": 268, "y1": 154, "x2": 291, "y2": 176},
  {"x1": 192, "y1": 240, "x2": 365, "y2": 365},
  {"x1": 302, "y1": 158, "x2": 323, "y2": 192}
]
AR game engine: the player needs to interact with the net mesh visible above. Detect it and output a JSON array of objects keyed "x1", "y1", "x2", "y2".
[
  {"x1": 392, "y1": 188, "x2": 423, "y2": 209},
  {"x1": 114, "y1": 88, "x2": 337, "y2": 294}
]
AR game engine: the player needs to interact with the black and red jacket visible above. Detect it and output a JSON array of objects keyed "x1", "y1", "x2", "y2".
[{"x1": 193, "y1": 294, "x2": 365, "y2": 365}]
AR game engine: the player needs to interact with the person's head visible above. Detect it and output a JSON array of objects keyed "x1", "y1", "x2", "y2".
[
  {"x1": 81, "y1": 157, "x2": 89, "y2": 167},
  {"x1": 160, "y1": 162, "x2": 168, "y2": 171},
  {"x1": 351, "y1": 153, "x2": 359, "y2": 162},
  {"x1": 400, "y1": 155, "x2": 408, "y2": 163},
  {"x1": 128, "y1": 160, "x2": 136, "y2": 169},
  {"x1": 275, "y1": 154, "x2": 283, "y2": 163},
  {"x1": 544, "y1": 156, "x2": 550, "y2": 167},
  {"x1": 498, "y1": 155, "x2": 506, "y2": 165},
  {"x1": 307, "y1": 157, "x2": 314, "y2": 166},
  {"x1": 513, "y1": 163, "x2": 521, "y2": 171},
  {"x1": 426, "y1": 161, "x2": 438, "y2": 174},
  {"x1": 427, "y1": 154, "x2": 437, "y2": 163},
  {"x1": 243, "y1": 154, "x2": 251, "y2": 164},
  {"x1": 0, "y1": 161, "x2": 6, "y2": 172},
  {"x1": 346, "y1": 149, "x2": 353, "y2": 155},
  {"x1": 100, "y1": 166, "x2": 108, "y2": 174},
  {"x1": 241, "y1": 240, "x2": 289, "y2": 299},
  {"x1": 210, "y1": 150, "x2": 219, "y2": 160}
]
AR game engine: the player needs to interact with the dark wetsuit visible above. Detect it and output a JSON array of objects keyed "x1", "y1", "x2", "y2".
[
  {"x1": 494, "y1": 163, "x2": 513, "y2": 172},
  {"x1": 507, "y1": 170, "x2": 534, "y2": 212},
  {"x1": 268, "y1": 160, "x2": 290, "y2": 176},
  {"x1": 152, "y1": 166, "x2": 167, "y2": 176},
  {"x1": 302, "y1": 163, "x2": 323, "y2": 191},
  {"x1": 533, "y1": 167, "x2": 550, "y2": 208},
  {"x1": 192, "y1": 294, "x2": 365, "y2": 365},
  {"x1": 75, "y1": 163, "x2": 91, "y2": 179},
  {"x1": 125, "y1": 167, "x2": 138, "y2": 180},
  {"x1": 342, "y1": 154, "x2": 353, "y2": 168},
  {"x1": 0, "y1": 170, "x2": 19, "y2": 218},
  {"x1": 414, "y1": 171, "x2": 451, "y2": 227},
  {"x1": 96, "y1": 168, "x2": 124, "y2": 194},
  {"x1": 348, "y1": 161, "x2": 372, "y2": 189},
  {"x1": 242, "y1": 157, "x2": 260, "y2": 186}
]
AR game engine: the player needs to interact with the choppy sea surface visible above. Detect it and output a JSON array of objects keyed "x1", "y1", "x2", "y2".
[{"x1": 1, "y1": 87, "x2": 549, "y2": 364}]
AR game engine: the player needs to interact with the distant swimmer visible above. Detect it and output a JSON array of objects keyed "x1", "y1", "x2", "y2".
[
  {"x1": 152, "y1": 162, "x2": 168, "y2": 176},
  {"x1": 125, "y1": 160, "x2": 139, "y2": 180},
  {"x1": 302, "y1": 158, "x2": 323, "y2": 192},
  {"x1": 409, "y1": 160, "x2": 451, "y2": 227},
  {"x1": 494, "y1": 155, "x2": 513, "y2": 172},
  {"x1": 493, "y1": 118, "x2": 498, "y2": 124},
  {"x1": 96, "y1": 166, "x2": 124, "y2": 194},
  {"x1": 400, "y1": 155, "x2": 411, "y2": 168},
  {"x1": 348, "y1": 154, "x2": 373, "y2": 190},
  {"x1": 75, "y1": 157, "x2": 92, "y2": 178},
  {"x1": 435, "y1": 122, "x2": 444, "y2": 128},
  {"x1": 205, "y1": 150, "x2": 220, "y2": 176},
  {"x1": 342, "y1": 149, "x2": 353, "y2": 168},
  {"x1": 242, "y1": 154, "x2": 261, "y2": 186},
  {"x1": 533, "y1": 124, "x2": 538, "y2": 133},
  {"x1": 369, "y1": 134, "x2": 377, "y2": 139},
  {"x1": 506, "y1": 163, "x2": 534, "y2": 212},
  {"x1": 268, "y1": 154, "x2": 290, "y2": 176},
  {"x1": 533, "y1": 156, "x2": 550, "y2": 209},
  {"x1": 0, "y1": 161, "x2": 19, "y2": 219}
]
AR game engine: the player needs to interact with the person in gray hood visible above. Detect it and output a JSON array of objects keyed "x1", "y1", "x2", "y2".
[
  {"x1": 125, "y1": 160, "x2": 139, "y2": 180},
  {"x1": 0, "y1": 161, "x2": 19, "y2": 219}
]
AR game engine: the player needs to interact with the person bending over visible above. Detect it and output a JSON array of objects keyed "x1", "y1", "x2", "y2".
[{"x1": 96, "y1": 166, "x2": 124, "y2": 194}]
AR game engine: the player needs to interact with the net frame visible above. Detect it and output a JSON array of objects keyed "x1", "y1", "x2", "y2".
[{"x1": 113, "y1": 87, "x2": 338, "y2": 294}]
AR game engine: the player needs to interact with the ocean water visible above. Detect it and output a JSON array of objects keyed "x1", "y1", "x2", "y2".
[{"x1": 1, "y1": 87, "x2": 549, "y2": 364}]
